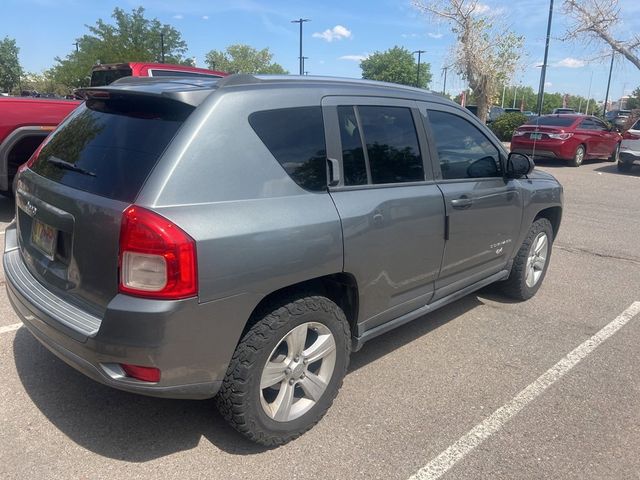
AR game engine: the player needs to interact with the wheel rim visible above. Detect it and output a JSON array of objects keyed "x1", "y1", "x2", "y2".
[
  {"x1": 260, "y1": 322, "x2": 336, "y2": 422},
  {"x1": 575, "y1": 147, "x2": 584, "y2": 165},
  {"x1": 526, "y1": 232, "x2": 549, "y2": 288}
]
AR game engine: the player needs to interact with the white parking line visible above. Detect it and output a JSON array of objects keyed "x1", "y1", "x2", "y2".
[
  {"x1": 409, "y1": 301, "x2": 640, "y2": 480},
  {"x1": 0, "y1": 323, "x2": 22, "y2": 335}
]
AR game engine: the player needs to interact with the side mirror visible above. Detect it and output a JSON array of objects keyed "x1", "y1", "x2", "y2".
[{"x1": 506, "y1": 152, "x2": 534, "y2": 178}]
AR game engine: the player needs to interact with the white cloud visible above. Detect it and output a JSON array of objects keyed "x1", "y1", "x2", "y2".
[
  {"x1": 475, "y1": 3, "x2": 491, "y2": 13},
  {"x1": 313, "y1": 25, "x2": 352, "y2": 42},
  {"x1": 339, "y1": 54, "x2": 368, "y2": 62},
  {"x1": 428, "y1": 32, "x2": 443, "y2": 39},
  {"x1": 402, "y1": 33, "x2": 420, "y2": 38},
  {"x1": 545, "y1": 81, "x2": 553, "y2": 87},
  {"x1": 173, "y1": 14, "x2": 184, "y2": 19},
  {"x1": 202, "y1": 15, "x2": 209, "y2": 20},
  {"x1": 554, "y1": 57, "x2": 586, "y2": 68}
]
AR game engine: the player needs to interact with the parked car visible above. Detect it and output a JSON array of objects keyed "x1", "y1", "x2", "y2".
[
  {"x1": 511, "y1": 114, "x2": 621, "y2": 167},
  {"x1": 4, "y1": 74, "x2": 563, "y2": 446},
  {"x1": 488, "y1": 106, "x2": 505, "y2": 123},
  {"x1": 0, "y1": 96, "x2": 80, "y2": 195},
  {"x1": 503, "y1": 108, "x2": 523, "y2": 114},
  {"x1": 552, "y1": 108, "x2": 576, "y2": 114},
  {"x1": 618, "y1": 118, "x2": 640, "y2": 172},
  {"x1": 605, "y1": 109, "x2": 632, "y2": 129},
  {"x1": 90, "y1": 62, "x2": 228, "y2": 87}
]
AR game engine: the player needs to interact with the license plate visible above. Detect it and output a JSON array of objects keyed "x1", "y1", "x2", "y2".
[
  {"x1": 31, "y1": 219, "x2": 57, "y2": 260},
  {"x1": 530, "y1": 133, "x2": 543, "y2": 140}
]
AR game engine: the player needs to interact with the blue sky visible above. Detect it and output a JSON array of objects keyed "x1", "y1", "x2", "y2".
[{"x1": 3, "y1": 0, "x2": 640, "y2": 103}]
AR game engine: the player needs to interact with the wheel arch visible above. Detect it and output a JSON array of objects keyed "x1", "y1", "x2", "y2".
[
  {"x1": 240, "y1": 273, "x2": 360, "y2": 343},
  {"x1": 0, "y1": 126, "x2": 51, "y2": 191},
  {"x1": 534, "y1": 206, "x2": 562, "y2": 240}
]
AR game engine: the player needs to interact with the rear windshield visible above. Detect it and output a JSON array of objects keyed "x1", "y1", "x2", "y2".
[
  {"x1": 525, "y1": 116, "x2": 576, "y2": 127},
  {"x1": 31, "y1": 95, "x2": 193, "y2": 202},
  {"x1": 90, "y1": 68, "x2": 133, "y2": 87}
]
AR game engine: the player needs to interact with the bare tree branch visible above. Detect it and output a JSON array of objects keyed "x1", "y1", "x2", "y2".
[
  {"x1": 563, "y1": 0, "x2": 640, "y2": 70},
  {"x1": 413, "y1": 0, "x2": 523, "y2": 123}
]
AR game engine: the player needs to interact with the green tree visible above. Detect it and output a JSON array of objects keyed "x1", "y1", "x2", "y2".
[
  {"x1": 50, "y1": 7, "x2": 190, "y2": 90},
  {"x1": 360, "y1": 46, "x2": 431, "y2": 88},
  {"x1": 0, "y1": 37, "x2": 23, "y2": 93},
  {"x1": 627, "y1": 87, "x2": 640, "y2": 110},
  {"x1": 205, "y1": 44, "x2": 287, "y2": 74}
]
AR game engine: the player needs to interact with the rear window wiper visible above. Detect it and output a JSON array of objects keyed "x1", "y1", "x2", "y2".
[{"x1": 47, "y1": 156, "x2": 96, "y2": 177}]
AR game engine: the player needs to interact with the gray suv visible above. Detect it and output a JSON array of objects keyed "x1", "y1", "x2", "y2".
[{"x1": 4, "y1": 75, "x2": 563, "y2": 445}]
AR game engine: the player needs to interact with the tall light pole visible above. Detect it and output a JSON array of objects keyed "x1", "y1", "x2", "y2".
[
  {"x1": 603, "y1": 49, "x2": 615, "y2": 118},
  {"x1": 291, "y1": 18, "x2": 310, "y2": 75},
  {"x1": 301, "y1": 56, "x2": 308, "y2": 75},
  {"x1": 536, "y1": 0, "x2": 554, "y2": 116},
  {"x1": 160, "y1": 32, "x2": 165, "y2": 63},
  {"x1": 442, "y1": 66, "x2": 448, "y2": 95},
  {"x1": 501, "y1": 84, "x2": 507, "y2": 108},
  {"x1": 413, "y1": 50, "x2": 426, "y2": 87}
]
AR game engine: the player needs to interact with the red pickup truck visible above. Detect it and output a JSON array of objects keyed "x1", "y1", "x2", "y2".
[{"x1": 0, "y1": 97, "x2": 80, "y2": 195}]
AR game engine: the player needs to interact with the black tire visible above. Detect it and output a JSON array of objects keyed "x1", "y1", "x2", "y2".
[
  {"x1": 216, "y1": 295, "x2": 351, "y2": 446},
  {"x1": 609, "y1": 142, "x2": 621, "y2": 162},
  {"x1": 617, "y1": 160, "x2": 632, "y2": 172},
  {"x1": 569, "y1": 144, "x2": 585, "y2": 167},
  {"x1": 498, "y1": 218, "x2": 554, "y2": 301}
]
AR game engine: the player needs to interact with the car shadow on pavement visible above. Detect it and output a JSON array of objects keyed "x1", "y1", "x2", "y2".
[
  {"x1": 0, "y1": 195, "x2": 15, "y2": 223},
  {"x1": 12, "y1": 329, "x2": 270, "y2": 461},
  {"x1": 594, "y1": 164, "x2": 640, "y2": 177},
  {"x1": 14, "y1": 292, "x2": 493, "y2": 462}
]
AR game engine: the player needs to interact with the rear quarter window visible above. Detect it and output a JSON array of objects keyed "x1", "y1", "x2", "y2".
[
  {"x1": 31, "y1": 96, "x2": 193, "y2": 202},
  {"x1": 249, "y1": 106, "x2": 327, "y2": 192}
]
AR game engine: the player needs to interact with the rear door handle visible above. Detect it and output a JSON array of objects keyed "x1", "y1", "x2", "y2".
[{"x1": 451, "y1": 196, "x2": 473, "y2": 209}]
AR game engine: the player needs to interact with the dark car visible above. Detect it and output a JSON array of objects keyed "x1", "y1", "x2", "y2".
[
  {"x1": 5, "y1": 75, "x2": 563, "y2": 445},
  {"x1": 511, "y1": 114, "x2": 621, "y2": 167}
]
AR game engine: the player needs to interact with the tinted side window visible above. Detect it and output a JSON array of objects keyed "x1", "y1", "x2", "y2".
[
  {"x1": 249, "y1": 107, "x2": 327, "y2": 192},
  {"x1": 579, "y1": 119, "x2": 595, "y2": 130},
  {"x1": 427, "y1": 110, "x2": 501, "y2": 180},
  {"x1": 358, "y1": 106, "x2": 424, "y2": 184},
  {"x1": 338, "y1": 106, "x2": 368, "y2": 185}
]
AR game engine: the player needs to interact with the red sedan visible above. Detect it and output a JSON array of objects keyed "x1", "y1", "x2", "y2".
[{"x1": 511, "y1": 115, "x2": 621, "y2": 167}]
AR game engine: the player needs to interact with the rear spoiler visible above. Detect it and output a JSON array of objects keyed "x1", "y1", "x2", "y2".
[{"x1": 76, "y1": 74, "x2": 264, "y2": 107}]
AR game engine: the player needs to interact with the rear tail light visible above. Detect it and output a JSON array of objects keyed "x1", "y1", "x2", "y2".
[
  {"x1": 120, "y1": 364, "x2": 161, "y2": 382},
  {"x1": 623, "y1": 131, "x2": 640, "y2": 140},
  {"x1": 547, "y1": 132, "x2": 573, "y2": 140},
  {"x1": 119, "y1": 206, "x2": 198, "y2": 299}
]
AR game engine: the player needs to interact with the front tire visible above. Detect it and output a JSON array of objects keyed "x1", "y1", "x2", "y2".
[
  {"x1": 617, "y1": 159, "x2": 633, "y2": 172},
  {"x1": 569, "y1": 144, "x2": 585, "y2": 167},
  {"x1": 216, "y1": 295, "x2": 351, "y2": 446},
  {"x1": 609, "y1": 142, "x2": 620, "y2": 162},
  {"x1": 499, "y1": 218, "x2": 553, "y2": 301}
]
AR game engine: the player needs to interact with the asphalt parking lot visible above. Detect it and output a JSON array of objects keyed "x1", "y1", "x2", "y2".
[{"x1": 1, "y1": 159, "x2": 639, "y2": 480}]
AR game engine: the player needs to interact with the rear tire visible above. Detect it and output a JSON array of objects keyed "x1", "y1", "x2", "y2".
[
  {"x1": 498, "y1": 218, "x2": 553, "y2": 301},
  {"x1": 216, "y1": 295, "x2": 351, "y2": 446},
  {"x1": 569, "y1": 145, "x2": 585, "y2": 167}
]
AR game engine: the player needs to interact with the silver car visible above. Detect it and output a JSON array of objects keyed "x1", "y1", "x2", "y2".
[{"x1": 4, "y1": 75, "x2": 563, "y2": 445}]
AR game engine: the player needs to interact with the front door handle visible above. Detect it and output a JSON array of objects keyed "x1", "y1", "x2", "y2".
[{"x1": 451, "y1": 196, "x2": 473, "y2": 209}]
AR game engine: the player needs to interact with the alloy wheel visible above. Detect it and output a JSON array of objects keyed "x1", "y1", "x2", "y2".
[
  {"x1": 260, "y1": 322, "x2": 337, "y2": 422},
  {"x1": 526, "y1": 232, "x2": 548, "y2": 288}
]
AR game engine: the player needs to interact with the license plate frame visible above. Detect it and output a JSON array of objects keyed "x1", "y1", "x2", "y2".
[
  {"x1": 31, "y1": 219, "x2": 57, "y2": 261},
  {"x1": 530, "y1": 133, "x2": 543, "y2": 140}
]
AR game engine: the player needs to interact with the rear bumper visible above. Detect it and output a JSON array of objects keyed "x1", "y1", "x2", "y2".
[
  {"x1": 4, "y1": 223, "x2": 254, "y2": 400},
  {"x1": 511, "y1": 148, "x2": 562, "y2": 160},
  {"x1": 511, "y1": 138, "x2": 576, "y2": 160}
]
